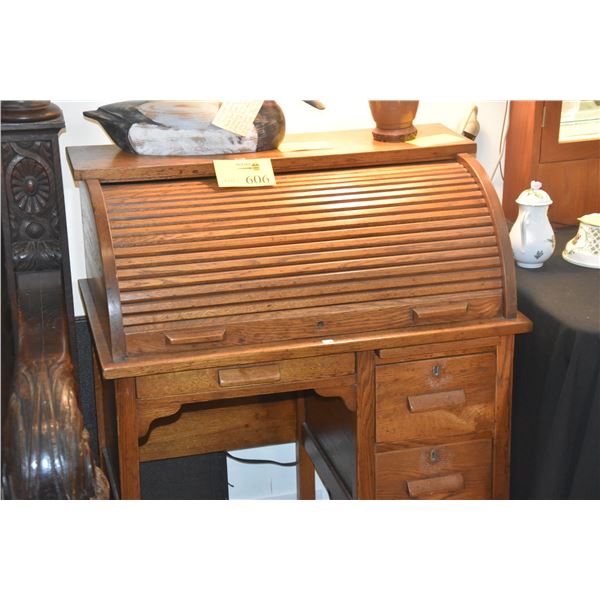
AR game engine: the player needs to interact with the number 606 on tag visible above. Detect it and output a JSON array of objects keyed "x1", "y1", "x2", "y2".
[{"x1": 213, "y1": 158, "x2": 276, "y2": 188}]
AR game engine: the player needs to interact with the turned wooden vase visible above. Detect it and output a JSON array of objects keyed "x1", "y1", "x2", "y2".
[{"x1": 369, "y1": 100, "x2": 419, "y2": 142}]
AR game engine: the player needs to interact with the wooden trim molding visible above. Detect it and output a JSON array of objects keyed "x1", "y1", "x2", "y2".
[{"x1": 313, "y1": 385, "x2": 356, "y2": 412}]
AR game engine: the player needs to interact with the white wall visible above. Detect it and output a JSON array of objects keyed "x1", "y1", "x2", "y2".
[{"x1": 56, "y1": 100, "x2": 509, "y2": 499}]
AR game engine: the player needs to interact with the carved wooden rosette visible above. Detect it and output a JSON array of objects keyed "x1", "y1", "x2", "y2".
[{"x1": 1, "y1": 140, "x2": 62, "y2": 270}]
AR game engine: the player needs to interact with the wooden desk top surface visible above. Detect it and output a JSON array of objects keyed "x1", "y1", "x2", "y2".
[{"x1": 67, "y1": 125, "x2": 475, "y2": 183}]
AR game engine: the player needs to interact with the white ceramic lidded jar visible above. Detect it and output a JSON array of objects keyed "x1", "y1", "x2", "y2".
[{"x1": 509, "y1": 181, "x2": 555, "y2": 268}]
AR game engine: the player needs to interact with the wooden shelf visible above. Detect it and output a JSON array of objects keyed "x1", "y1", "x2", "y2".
[{"x1": 67, "y1": 125, "x2": 475, "y2": 183}]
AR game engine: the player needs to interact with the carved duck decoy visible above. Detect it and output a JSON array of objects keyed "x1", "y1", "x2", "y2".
[{"x1": 83, "y1": 100, "x2": 324, "y2": 156}]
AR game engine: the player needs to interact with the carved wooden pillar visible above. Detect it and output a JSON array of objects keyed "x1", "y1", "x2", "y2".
[
  {"x1": 1, "y1": 101, "x2": 77, "y2": 357},
  {"x1": 1, "y1": 101, "x2": 108, "y2": 499}
]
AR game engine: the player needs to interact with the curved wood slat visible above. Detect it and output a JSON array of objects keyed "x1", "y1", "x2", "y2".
[
  {"x1": 112, "y1": 197, "x2": 485, "y2": 245},
  {"x1": 122, "y1": 288, "x2": 504, "y2": 335},
  {"x1": 112, "y1": 217, "x2": 494, "y2": 258},
  {"x1": 123, "y1": 297, "x2": 505, "y2": 360},
  {"x1": 106, "y1": 171, "x2": 473, "y2": 211},
  {"x1": 111, "y1": 207, "x2": 491, "y2": 247},
  {"x1": 110, "y1": 193, "x2": 484, "y2": 237},
  {"x1": 119, "y1": 265, "x2": 502, "y2": 316},
  {"x1": 115, "y1": 228, "x2": 497, "y2": 269},
  {"x1": 120, "y1": 279, "x2": 502, "y2": 335},
  {"x1": 117, "y1": 236, "x2": 499, "y2": 279},
  {"x1": 104, "y1": 162, "x2": 467, "y2": 202},
  {"x1": 121, "y1": 279, "x2": 503, "y2": 326},
  {"x1": 118, "y1": 246, "x2": 501, "y2": 294},
  {"x1": 108, "y1": 183, "x2": 480, "y2": 226}
]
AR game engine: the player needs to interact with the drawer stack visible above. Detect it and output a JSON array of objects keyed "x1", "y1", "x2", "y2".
[{"x1": 375, "y1": 350, "x2": 497, "y2": 499}]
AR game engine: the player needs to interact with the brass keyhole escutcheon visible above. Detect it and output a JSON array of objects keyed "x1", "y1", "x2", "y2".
[
  {"x1": 432, "y1": 365, "x2": 442, "y2": 377},
  {"x1": 429, "y1": 448, "x2": 440, "y2": 463}
]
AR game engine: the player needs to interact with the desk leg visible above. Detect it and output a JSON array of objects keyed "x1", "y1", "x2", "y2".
[
  {"x1": 92, "y1": 348, "x2": 107, "y2": 474},
  {"x1": 296, "y1": 394, "x2": 315, "y2": 500},
  {"x1": 115, "y1": 378, "x2": 141, "y2": 500},
  {"x1": 493, "y1": 335, "x2": 514, "y2": 499},
  {"x1": 355, "y1": 351, "x2": 376, "y2": 499}
]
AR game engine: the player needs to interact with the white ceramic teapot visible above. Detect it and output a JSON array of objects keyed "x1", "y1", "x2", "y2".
[{"x1": 509, "y1": 181, "x2": 555, "y2": 269}]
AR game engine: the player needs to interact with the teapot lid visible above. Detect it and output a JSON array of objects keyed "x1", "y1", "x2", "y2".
[
  {"x1": 516, "y1": 181, "x2": 553, "y2": 206},
  {"x1": 579, "y1": 213, "x2": 600, "y2": 227}
]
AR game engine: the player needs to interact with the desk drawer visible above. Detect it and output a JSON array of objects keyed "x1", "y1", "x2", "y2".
[
  {"x1": 135, "y1": 353, "x2": 355, "y2": 399},
  {"x1": 376, "y1": 439, "x2": 493, "y2": 499},
  {"x1": 376, "y1": 352, "x2": 495, "y2": 444}
]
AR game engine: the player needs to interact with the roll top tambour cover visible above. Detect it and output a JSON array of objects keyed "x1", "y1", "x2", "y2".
[{"x1": 74, "y1": 131, "x2": 516, "y2": 361}]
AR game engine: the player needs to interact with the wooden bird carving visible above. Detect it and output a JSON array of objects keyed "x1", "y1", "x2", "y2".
[{"x1": 83, "y1": 100, "x2": 324, "y2": 156}]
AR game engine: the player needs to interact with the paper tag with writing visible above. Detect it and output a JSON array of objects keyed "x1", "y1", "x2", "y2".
[
  {"x1": 277, "y1": 141, "x2": 334, "y2": 152},
  {"x1": 211, "y1": 101, "x2": 263, "y2": 137},
  {"x1": 213, "y1": 158, "x2": 276, "y2": 187}
]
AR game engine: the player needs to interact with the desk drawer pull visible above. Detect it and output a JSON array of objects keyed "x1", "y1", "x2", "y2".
[
  {"x1": 411, "y1": 303, "x2": 469, "y2": 323},
  {"x1": 407, "y1": 389, "x2": 466, "y2": 413},
  {"x1": 218, "y1": 363, "x2": 281, "y2": 387},
  {"x1": 165, "y1": 328, "x2": 226, "y2": 345},
  {"x1": 406, "y1": 473, "x2": 465, "y2": 498}
]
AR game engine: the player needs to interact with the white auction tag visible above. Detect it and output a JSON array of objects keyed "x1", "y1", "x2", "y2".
[
  {"x1": 213, "y1": 158, "x2": 276, "y2": 188},
  {"x1": 211, "y1": 101, "x2": 263, "y2": 137}
]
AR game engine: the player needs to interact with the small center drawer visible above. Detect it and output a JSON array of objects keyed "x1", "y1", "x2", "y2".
[
  {"x1": 376, "y1": 352, "x2": 496, "y2": 444},
  {"x1": 136, "y1": 352, "x2": 355, "y2": 399},
  {"x1": 376, "y1": 438, "x2": 493, "y2": 499}
]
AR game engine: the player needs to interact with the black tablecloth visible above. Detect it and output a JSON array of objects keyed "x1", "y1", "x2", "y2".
[{"x1": 510, "y1": 227, "x2": 600, "y2": 499}]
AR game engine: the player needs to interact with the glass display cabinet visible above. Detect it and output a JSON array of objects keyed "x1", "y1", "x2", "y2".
[{"x1": 503, "y1": 100, "x2": 600, "y2": 225}]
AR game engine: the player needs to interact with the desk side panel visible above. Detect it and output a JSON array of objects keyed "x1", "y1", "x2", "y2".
[
  {"x1": 81, "y1": 180, "x2": 126, "y2": 359},
  {"x1": 305, "y1": 392, "x2": 356, "y2": 498},
  {"x1": 80, "y1": 181, "x2": 111, "y2": 350}
]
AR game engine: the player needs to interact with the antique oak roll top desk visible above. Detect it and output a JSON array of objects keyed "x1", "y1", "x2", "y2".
[{"x1": 67, "y1": 126, "x2": 531, "y2": 500}]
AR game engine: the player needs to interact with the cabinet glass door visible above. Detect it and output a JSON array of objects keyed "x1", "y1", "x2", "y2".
[
  {"x1": 540, "y1": 101, "x2": 600, "y2": 162},
  {"x1": 558, "y1": 100, "x2": 600, "y2": 142}
]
